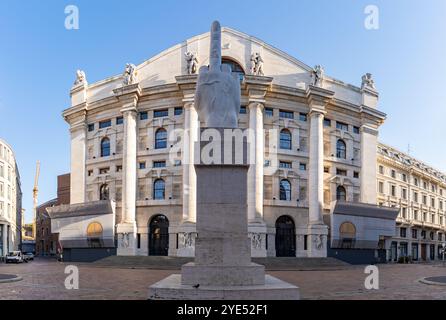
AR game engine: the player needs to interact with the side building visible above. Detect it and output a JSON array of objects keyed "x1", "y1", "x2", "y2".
[
  {"x1": 36, "y1": 174, "x2": 70, "y2": 256},
  {"x1": 0, "y1": 138, "x2": 22, "y2": 257},
  {"x1": 377, "y1": 143, "x2": 446, "y2": 262}
]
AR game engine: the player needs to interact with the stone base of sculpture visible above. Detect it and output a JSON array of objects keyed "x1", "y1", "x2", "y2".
[
  {"x1": 116, "y1": 222, "x2": 137, "y2": 256},
  {"x1": 148, "y1": 128, "x2": 299, "y2": 300},
  {"x1": 306, "y1": 223, "x2": 328, "y2": 258}
]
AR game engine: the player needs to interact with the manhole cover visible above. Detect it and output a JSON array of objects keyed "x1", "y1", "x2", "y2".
[
  {"x1": 0, "y1": 274, "x2": 22, "y2": 283},
  {"x1": 420, "y1": 276, "x2": 446, "y2": 286}
]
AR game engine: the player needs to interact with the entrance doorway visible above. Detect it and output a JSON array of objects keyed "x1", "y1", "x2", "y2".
[
  {"x1": 421, "y1": 244, "x2": 427, "y2": 261},
  {"x1": 275, "y1": 216, "x2": 296, "y2": 257},
  {"x1": 148, "y1": 215, "x2": 169, "y2": 256}
]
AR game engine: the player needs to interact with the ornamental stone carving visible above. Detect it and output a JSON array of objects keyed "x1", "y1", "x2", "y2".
[
  {"x1": 312, "y1": 65, "x2": 324, "y2": 87},
  {"x1": 250, "y1": 53, "x2": 264, "y2": 76},
  {"x1": 184, "y1": 51, "x2": 199, "y2": 75},
  {"x1": 251, "y1": 233, "x2": 262, "y2": 249},
  {"x1": 361, "y1": 73, "x2": 376, "y2": 90},
  {"x1": 315, "y1": 234, "x2": 323, "y2": 249},
  {"x1": 123, "y1": 63, "x2": 137, "y2": 86},
  {"x1": 74, "y1": 69, "x2": 86, "y2": 86}
]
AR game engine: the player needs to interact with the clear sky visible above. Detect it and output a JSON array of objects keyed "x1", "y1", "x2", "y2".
[{"x1": 1, "y1": 0, "x2": 445, "y2": 223}]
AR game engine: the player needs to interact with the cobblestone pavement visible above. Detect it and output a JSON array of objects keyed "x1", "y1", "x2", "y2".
[{"x1": 1, "y1": 258, "x2": 446, "y2": 300}]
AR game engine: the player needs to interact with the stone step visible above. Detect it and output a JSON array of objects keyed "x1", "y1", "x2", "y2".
[{"x1": 92, "y1": 256, "x2": 350, "y2": 270}]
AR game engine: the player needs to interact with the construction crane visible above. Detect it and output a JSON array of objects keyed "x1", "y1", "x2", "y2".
[{"x1": 32, "y1": 160, "x2": 40, "y2": 240}]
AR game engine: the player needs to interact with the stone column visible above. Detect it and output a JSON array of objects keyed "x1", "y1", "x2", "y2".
[
  {"x1": 177, "y1": 101, "x2": 198, "y2": 257},
  {"x1": 182, "y1": 102, "x2": 198, "y2": 223},
  {"x1": 305, "y1": 85, "x2": 333, "y2": 258},
  {"x1": 117, "y1": 105, "x2": 138, "y2": 256},
  {"x1": 69, "y1": 118, "x2": 87, "y2": 204},
  {"x1": 360, "y1": 125, "x2": 379, "y2": 204},
  {"x1": 247, "y1": 102, "x2": 268, "y2": 257},
  {"x1": 308, "y1": 109, "x2": 325, "y2": 225},
  {"x1": 2, "y1": 224, "x2": 7, "y2": 256},
  {"x1": 248, "y1": 102, "x2": 264, "y2": 222}
]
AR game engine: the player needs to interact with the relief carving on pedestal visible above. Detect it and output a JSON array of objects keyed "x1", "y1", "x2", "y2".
[
  {"x1": 250, "y1": 233, "x2": 262, "y2": 250},
  {"x1": 179, "y1": 232, "x2": 196, "y2": 248}
]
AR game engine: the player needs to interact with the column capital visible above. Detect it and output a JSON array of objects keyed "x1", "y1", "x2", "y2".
[
  {"x1": 120, "y1": 104, "x2": 138, "y2": 115},
  {"x1": 182, "y1": 99, "x2": 195, "y2": 109},
  {"x1": 306, "y1": 85, "x2": 334, "y2": 108},
  {"x1": 248, "y1": 101, "x2": 264, "y2": 111},
  {"x1": 308, "y1": 107, "x2": 326, "y2": 118},
  {"x1": 244, "y1": 75, "x2": 273, "y2": 106}
]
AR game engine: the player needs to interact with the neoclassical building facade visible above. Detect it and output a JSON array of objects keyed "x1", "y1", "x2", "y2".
[
  {"x1": 0, "y1": 138, "x2": 22, "y2": 257},
  {"x1": 50, "y1": 26, "x2": 425, "y2": 262}
]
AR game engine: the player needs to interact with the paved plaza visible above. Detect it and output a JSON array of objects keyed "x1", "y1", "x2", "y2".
[{"x1": 1, "y1": 258, "x2": 446, "y2": 300}]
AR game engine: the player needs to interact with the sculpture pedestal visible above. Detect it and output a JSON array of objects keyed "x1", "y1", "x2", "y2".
[
  {"x1": 149, "y1": 130, "x2": 299, "y2": 300},
  {"x1": 306, "y1": 223, "x2": 328, "y2": 258},
  {"x1": 116, "y1": 222, "x2": 137, "y2": 256}
]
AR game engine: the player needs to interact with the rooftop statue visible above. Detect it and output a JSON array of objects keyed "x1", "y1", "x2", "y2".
[
  {"x1": 123, "y1": 63, "x2": 137, "y2": 86},
  {"x1": 195, "y1": 21, "x2": 241, "y2": 128},
  {"x1": 361, "y1": 73, "x2": 376, "y2": 90},
  {"x1": 74, "y1": 69, "x2": 86, "y2": 86}
]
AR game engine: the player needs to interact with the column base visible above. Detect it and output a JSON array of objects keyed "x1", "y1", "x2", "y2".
[
  {"x1": 116, "y1": 222, "x2": 137, "y2": 256},
  {"x1": 248, "y1": 222, "x2": 268, "y2": 258},
  {"x1": 306, "y1": 223, "x2": 328, "y2": 258},
  {"x1": 175, "y1": 222, "x2": 196, "y2": 257}
]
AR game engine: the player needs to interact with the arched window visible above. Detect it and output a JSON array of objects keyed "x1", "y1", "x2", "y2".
[
  {"x1": 101, "y1": 137, "x2": 110, "y2": 157},
  {"x1": 280, "y1": 129, "x2": 292, "y2": 150},
  {"x1": 155, "y1": 128, "x2": 167, "y2": 149},
  {"x1": 336, "y1": 139, "x2": 346, "y2": 159},
  {"x1": 100, "y1": 184, "x2": 109, "y2": 200},
  {"x1": 339, "y1": 221, "x2": 356, "y2": 249},
  {"x1": 336, "y1": 186, "x2": 346, "y2": 201},
  {"x1": 87, "y1": 222, "x2": 103, "y2": 238},
  {"x1": 222, "y1": 58, "x2": 245, "y2": 81},
  {"x1": 279, "y1": 179, "x2": 291, "y2": 201},
  {"x1": 153, "y1": 179, "x2": 165, "y2": 200}
]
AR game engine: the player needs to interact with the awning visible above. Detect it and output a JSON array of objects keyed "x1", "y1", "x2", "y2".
[{"x1": 47, "y1": 200, "x2": 115, "y2": 219}]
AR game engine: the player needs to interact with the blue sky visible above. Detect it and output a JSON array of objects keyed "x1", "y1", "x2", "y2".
[{"x1": 0, "y1": 0, "x2": 445, "y2": 222}]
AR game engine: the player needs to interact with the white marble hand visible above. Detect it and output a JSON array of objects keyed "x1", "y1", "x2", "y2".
[{"x1": 195, "y1": 21, "x2": 241, "y2": 128}]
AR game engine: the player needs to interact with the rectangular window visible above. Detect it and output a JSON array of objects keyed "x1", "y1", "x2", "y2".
[
  {"x1": 431, "y1": 198, "x2": 435, "y2": 208},
  {"x1": 414, "y1": 192, "x2": 418, "y2": 203},
  {"x1": 323, "y1": 118, "x2": 331, "y2": 127},
  {"x1": 99, "y1": 120, "x2": 111, "y2": 129},
  {"x1": 139, "y1": 111, "x2": 148, "y2": 120},
  {"x1": 324, "y1": 167, "x2": 329, "y2": 173},
  {"x1": 153, "y1": 161, "x2": 166, "y2": 168},
  {"x1": 391, "y1": 170, "x2": 396, "y2": 178},
  {"x1": 279, "y1": 110, "x2": 293, "y2": 119},
  {"x1": 423, "y1": 195, "x2": 427, "y2": 205},
  {"x1": 402, "y1": 173, "x2": 407, "y2": 182},
  {"x1": 279, "y1": 161, "x2": 292, "y2": 169},
  {"x1": 99, "y1": 167, "x2": 109, "y2": 174},
  {"x1": 265, "y1": 108, "x2": 273, "y2": 117},
  {"x1": 402, "y1": 188, "x2": 407, "y2": 200},
  {"x1": 174, "y1": 107, "x2": 183, "y2": 116},
  {"x1": 137, "y1": 234, "x2": 141, "y2": 249},
  {"x1": 412, "y1": 229, "x2": 418, "y2": 239},
  {"x1": 116, "y1": 165, "x2": 122, "y2": 172},
  {"x1": 264, "y1": 160, "x2": 271, "y2": 167},
  {"x1": 88, "y1": 123, "x2": 95, "y2": 132},
  {"x1": 353, "y1": 126, "x2": 360, "y2": 134},
  {"x1": 336, "y1": 168, "x2": 347, "y2": 176},
  {"x1": 174, "y1": 160, "x2": 182, "y2": 166},
  {"x1": 87, "y1": 170, "x2": 93, "y2": 177},
  {"x1": 239, "y1": 106, "x2": 247, "y2": 114},
  {"x1": 139, "y1": 162, "x2": 146, "y2": 169},
  {"x1": 400, "y1": 227, "x2": 407, "y2": 238},
  {"x1": 379, "y1": 165, "x2": 384, "y2": 174},
  {"x1": 391, "y1": 185, "x2": 396, "y2": 197},
  {"x1": 378, "y1": 181, "x2": 384, "y2": 193},
  {"x1": 299, "y1": 163, "x2": 307, "y2": 171},
  {"x1": 336, "y1": 121, "x2": 348, "y2": 131},
  {"x1": 299, "y1": 113, "x2": 307, "y2": 122},
  {"x1": 116, "y1": 116, "x2": 124, "y2": 125},
  {"x1": 353, "y1": 171, "x2": 359, "y2": 179},
  {"x1": 154, "y1": 109, "x2": 168, "y2": 118}
]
